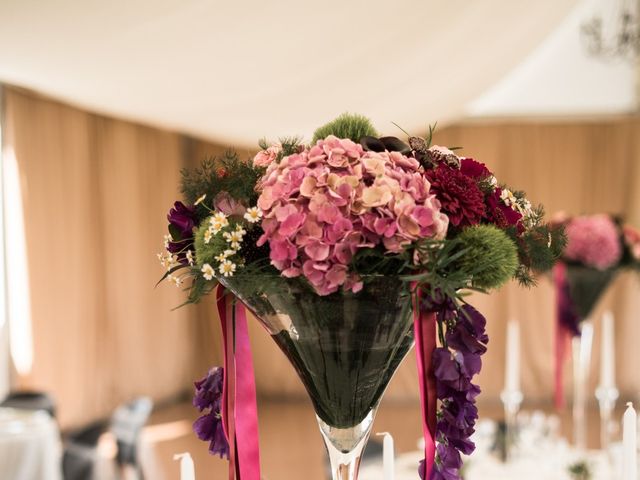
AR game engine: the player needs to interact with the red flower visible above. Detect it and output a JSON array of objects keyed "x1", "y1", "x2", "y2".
[
  {"x1": 460, "y1": 158, "x2": 491, "y2": 180},
  {"x1": 485, "y1": 188, "x2": 522, "y2": 230},
  {"x1": 426, "y1": 164, "x2": 486, "y2": 227}
]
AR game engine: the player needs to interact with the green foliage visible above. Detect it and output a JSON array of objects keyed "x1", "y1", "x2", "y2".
[
  {"x1": 193, "y1": 221, "x2": 228, "y2": 267},
  {"x1": 279, "y1": 136, "x2": 304, "y2": 157},
  {"x1": 312, "y1": 113, "x2": 378, "y2": 143},
  {"x1": 453, "y1": 225, "x2": 519, "y2": 290},
  {"x1": 180, "y1": 151, "x2": 262, "y2": 213},
  {"x1": 513, "y1": 206, "x2": 567, "y2": 286}
]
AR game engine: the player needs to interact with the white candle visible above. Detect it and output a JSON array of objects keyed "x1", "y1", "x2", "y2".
[
  {"x1": 174, "y1": 452, "x2": 195, "y2": 480},
  {"x1": 599, "y1": 311, "x2": 615, "y2": 390},
  {"x1": 504, "y1": 320, "x2": 520, "y2": 393},
  {"x1": 377, "y1": 432, "x2": 395, "y2": 480},
  {"x1": 623, "y1": 403, "x2": 637, "y2": 480}
]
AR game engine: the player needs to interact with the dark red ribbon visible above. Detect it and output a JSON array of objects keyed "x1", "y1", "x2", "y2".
[
  {"x1": 216, "y1": 286, "x2": 261, "y2": 480},
  {"x1": 413, "y1": 287, "x2": 437, "y2": 479}
]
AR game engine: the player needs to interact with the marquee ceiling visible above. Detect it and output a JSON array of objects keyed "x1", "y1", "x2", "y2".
[{"x1": 2, "y1": 0, "x2": 622, "y2": 147}]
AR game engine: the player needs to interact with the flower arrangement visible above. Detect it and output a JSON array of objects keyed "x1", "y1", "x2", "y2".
[
  {"x1": 550, "y1": 213, "x2": 639, "y2": 410},
  {"x1": 158, "y1": 114, "x2": 563, "y2": 480},
  {"x1": 552, "y1": 213, "x2": 640, "y2": 330}
]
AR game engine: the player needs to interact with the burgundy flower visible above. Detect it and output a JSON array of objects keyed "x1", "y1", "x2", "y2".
[
  {"x1": 167, "y1": 201, "x2": 198, "y2": 262},
  {"x1": 485, "y1": 188, "x2": 522, "y2": 231},
  {"x1": 459, "y1": 158, "x2": 491, "y2": 180},
  {"x1": 168, "y1": 201, "x2": 197, "y2": 239},
  {"x1": 426, "y1": 164, "x2": 486, "y2": 227}
]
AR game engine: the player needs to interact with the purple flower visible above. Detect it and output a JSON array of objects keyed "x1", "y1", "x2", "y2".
[
  {"x1": 193, "y1": 367, "x2": 224, "y2": 411},
  {"x1": 459, "y1": 304, "x2": 488, "y2": 344},
  {"x1": 433, "y1": 349, "x2": 462, "y2": 383},
  {"x1": 167, "y1": 201, "x2": 198, "y2": 262},
  {"x1": 192, "y1": 367, "x2": 229, "y2": 459},
  {"x1": 424, "y1": 301, "x2": 489, "y2": 480},
  {"x1": 441, "y1": 400, "x2": 478, "y2": 433},
  {"x1": 436, "y1": 443, "x2": 463, "y2": 469},
  {"x1": 422, "y1": 289, "x2": 457, "y2": 322},
  {"x1": 168, "y1": 201, "x2": 197, "y2": 238},
  {"x1": 193, "y1": 411, "x2": 229, "y2": 458},
  {"x1": 431, "y1": 467, "x2": 462, "y2": 480}
]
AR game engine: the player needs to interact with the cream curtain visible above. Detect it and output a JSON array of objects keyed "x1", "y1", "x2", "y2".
[
  {"x1": 4, "y1": 86, "x2": 640, "y2": 430},
  {"x1": 2, "y1": 87, "x2": 222, "y2": 428}
]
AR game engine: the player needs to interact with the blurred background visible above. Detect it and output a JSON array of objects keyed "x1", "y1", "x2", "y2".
[{"x1": 0, "y1": 0, "x2": 639, "y2": 478}]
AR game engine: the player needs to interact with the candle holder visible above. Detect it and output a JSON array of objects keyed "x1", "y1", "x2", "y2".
[
  {"x1": 572, "y1": 321, "x2": 594, "y2": 451},
  {"x1": 595, "y1": 385, "x2": 619, "y2": 450},
  {"x1": 500, "y1": 389, "x2": 523, "y2": 461}
]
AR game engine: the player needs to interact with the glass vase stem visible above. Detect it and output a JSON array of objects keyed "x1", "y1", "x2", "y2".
[
  {"x1": 318, "y1": 410, "x2": 376, "y2": 480},
  {"x1": 572, "y1": 320, "x2": 593, "y2": 450}
]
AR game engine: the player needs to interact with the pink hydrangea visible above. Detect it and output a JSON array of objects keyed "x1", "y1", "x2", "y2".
[
  {"x1": 252, "y1": 144, "x2": 282, "y2": 168},
  {"x1": 564, "y1": 215, "x2": 622, "y2": 270},
  {"x1": 256, "y1": 135, "x2": 449, "y2": 295}
]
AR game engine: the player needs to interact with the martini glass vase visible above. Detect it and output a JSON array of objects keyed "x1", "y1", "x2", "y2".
[
  {"x1": 219, "y1": 275, "x2": 415, "y2": 480},
  {"x1": 565, "y1": 265, "x2": 616, "y2": 449}
]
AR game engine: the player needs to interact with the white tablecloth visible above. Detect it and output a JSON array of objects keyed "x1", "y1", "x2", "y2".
[
  {"x1": 360, "y1": 448, "x2": 620, "y2": 480},
  {"x1": 0, "y1": 408, "x2": 62, "y2": 480},
  {"x1": 360, "y1": 416, "x2": 632, "y2": 480}
]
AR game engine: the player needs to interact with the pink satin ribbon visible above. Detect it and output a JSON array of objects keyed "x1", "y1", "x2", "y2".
[
  {"x1": 216, "y1": 287, "x2": 262, "y2": 480},
  {"x1": 413, "y1": 288, "x2": 437, "y2": 479},
  {"x1": 553, "y1": 263, "x2": 570, "y2": 411}
]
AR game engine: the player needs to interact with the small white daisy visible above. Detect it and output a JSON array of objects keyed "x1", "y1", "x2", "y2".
[
  {"x1": 219, "y1": 260, "x2": 236, "y2": 277},
  {"x1": 186, "y1": 250, "x2": 194, "y2": 266},
  {"x1": 212, "y1": 212, "x2": 229, "y2": 227},
  {"x1": 210, "y1": 220, "x2": 225, "y2": 234},
  {"x1": 235, "y1": 225, "x2": 247, "y2": 236},
  {"x1": 168, "y1": 274, "x2": 183, "y2": 287},
  {"x1": 223, "y1": 230, "x2": 244, "y2": 244},
  {"x1": 230, "y1": 241, "x2": 241, "y2": 250},
  {"x1": 244, "y1": 206, "x2": 263, "y2": 223},
  {"x1": 204, "y1": 228, "x2": 213, "y2": 244},
  {"x1": 223, "y1": 249, "x2": 236, "y2": 257},
  {"x1": 214, "y1": 252, "x2": 227, "y2": 262},
  {"x1": 201, "y1": 263, "x2": 215, "y2": 280},
  {"x1": 500, "y1": 188, "x2": 516, "y2": 207},
  {"x1": 194, "y1": 194, "x2": 207, "y2": 206},
  {"x1": 163, "y1": 234, "x2": 172, "y2": 249},
  {"x1": 157, "y1": 252, "x2": 179, "y2": 270}
]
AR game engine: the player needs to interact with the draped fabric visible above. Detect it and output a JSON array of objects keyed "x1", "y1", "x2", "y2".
[
  {"x1": 3, "y1": 86, "x2": 640, "y2": 429},
  {"x1": 2, "y1": 87, "x2": 221, "y2": 428}
]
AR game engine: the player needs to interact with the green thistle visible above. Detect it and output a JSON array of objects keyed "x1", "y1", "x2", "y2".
[
  {"x1": 312, "y1": 113, "x2": 378, "y2": 144},
  {"x1": 194, "y1": 221, "x2": 228, "y2": 267},
  {"x1": 454, "y1": 224, "x2": 519, "y2": 290}
]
